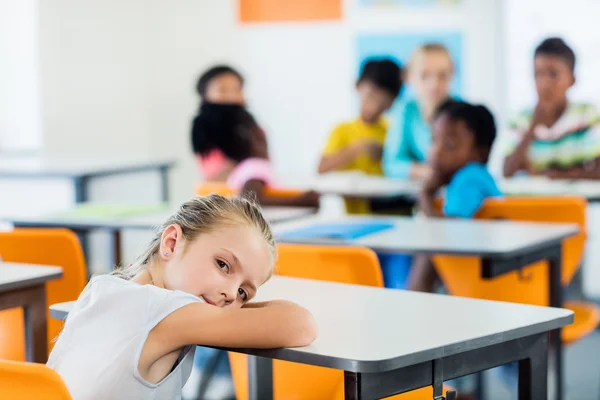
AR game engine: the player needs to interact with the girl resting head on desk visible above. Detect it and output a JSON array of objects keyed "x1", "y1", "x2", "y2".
[{"x1": 47, "y1": 195, "x2": 317, "y2": 400}]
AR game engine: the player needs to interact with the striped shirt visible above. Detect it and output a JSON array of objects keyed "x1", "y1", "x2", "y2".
[{"x1": 505, "y1": 103, "x2": 600, "y2": 172}]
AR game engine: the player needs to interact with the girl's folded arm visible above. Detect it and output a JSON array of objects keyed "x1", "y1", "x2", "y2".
[{"x1": 152, "y1": 300, "x2": 317, "y2": 354}]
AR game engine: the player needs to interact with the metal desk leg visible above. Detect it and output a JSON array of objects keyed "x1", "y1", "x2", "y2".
[
  {"x1": 548, "y1": 247, "x2": 564, "y2": 400},
  {"x1": 344, "y1": 371, "x2": 362, "y2": 400},
  {"x1": 159, "y1": 166, "x2": 169, "y2": 203},
  {"x1": 0, "y1": 285, "x2": 49, "y2": 363},
  {"x1": 248, "y1": 355, "x2": 273, "y2": 400},
  {"x1": 518, "y1": 333, "x2": 548, "y2": 400},
  {"x1": 109, "y1": 230, "x2": 122, "y2": 269},
  {"x1": 24, "y1": 285, "x2": 48, "y2": 363}
]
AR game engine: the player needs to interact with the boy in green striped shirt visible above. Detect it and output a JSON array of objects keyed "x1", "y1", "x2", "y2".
[{"x1": 503, "y1": 37, "x2": 600, "y2": 179}]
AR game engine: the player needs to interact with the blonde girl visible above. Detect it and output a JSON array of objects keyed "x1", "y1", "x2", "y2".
[
  {"x1": 48, "y1": 195, "x2": 317, "y2": 400},
  {"x1": 383, "y1": 43, "x2": 455, "y2": 180}
]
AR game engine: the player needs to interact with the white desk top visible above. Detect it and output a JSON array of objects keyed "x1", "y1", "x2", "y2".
[
  {"x1": 500, "y1": 176, "x2": 600, "y2": 200},
  {"x1": 6, "y1": 205, "x2": 316, "y2": 231},
  {"x1": 0, "y1": 263, "x2": 63, "y2": 292},
  {"x1": 309, "y1": 172, "x2": 421, "y2": 198},
  {"x1": 50, "y1": 276, "x2": 573, "y2": 373},
  {"x1": 274, "y1": 215, "x2": 578, "y2": 258},
  {"x1": 311, "y1": 173, "x2": 600, "y2": 201},
  {"x1": 0, "y1": 154, "x2": 176, "y2": 178}
]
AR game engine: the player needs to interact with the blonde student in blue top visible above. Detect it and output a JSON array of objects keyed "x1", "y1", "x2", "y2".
[
  {"x1": 47, "y1": 195, "x2": 316, "y2": 400},
  {"x1": 383, "y1": 43, "x2": 455, "y2": 180}
]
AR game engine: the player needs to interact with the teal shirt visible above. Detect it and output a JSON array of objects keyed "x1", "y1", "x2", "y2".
[{"x1": 383, "y1": 98, "x2": 432, "y2": 179}]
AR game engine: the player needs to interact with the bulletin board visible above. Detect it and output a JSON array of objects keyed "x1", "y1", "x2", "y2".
[{"x1": 239, "y1": 0, "x2": 342, "y2": 23}]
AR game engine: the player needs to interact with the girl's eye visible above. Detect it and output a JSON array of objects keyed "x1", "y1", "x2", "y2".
[
  {"x1": 238, "y1": 288, "x2": 248, "y2": 301},
  {"x1": 217, "y1": 259, "x2": 230, "y2": 273}
]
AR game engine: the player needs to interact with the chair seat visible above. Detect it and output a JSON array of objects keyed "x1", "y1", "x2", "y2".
[{"x1": 562, "y1": 301, "x2": 600, "y2": 344}]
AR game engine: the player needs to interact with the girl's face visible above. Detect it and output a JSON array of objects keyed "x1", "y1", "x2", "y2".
[
  {"x1": 161, "y1": 223, "x2": 273, "y2": 308},
  {"x1": 410, "y1": 51, "x2": 453, "y2": 108},
  {"x1": 534, "y1": 55, "x2": 574, "y2": 107},
  {"x1": 205, "y1": 73, "x2": 245, "y2": 105}
]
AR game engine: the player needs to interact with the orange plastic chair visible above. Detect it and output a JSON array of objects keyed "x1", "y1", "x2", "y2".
[
  {"x1": 195, "y1": 182, "x2": 304, "y2": 199},
  {"x1": 432, "y1": 196, "x2": 599, "y2": 345},
  {"x1": 0, "y1": 229, "x2": 87, "y2": 360},
  {"x1": 229, "y1": 244, "x2": 453, "y2": 400},
  {"x1": 0, "y1": 360, "x2": 72, "y2": 399},
  {"x1": 195, "y1": 182, "x2": 238, "y2": 197}
]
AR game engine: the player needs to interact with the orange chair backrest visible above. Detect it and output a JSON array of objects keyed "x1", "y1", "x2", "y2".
[
  {"x1": 229, "y1": 244, "x2": 383, "y2": 400},
  {"x1": 0, "y1": 229, "x2": 87, "y2": 360},
  {"x1": 195, "y1": 182, "x2": 238, "y2": 197},
  {"x1": 432, "y1": 196, "x2": 586, "y2": 306},
  {"x1": 196, "y1": 181, "x2": 304, "y2": 199},
  {"x1": 0, "y1": 360, "x2": 72, "y2": 399}
]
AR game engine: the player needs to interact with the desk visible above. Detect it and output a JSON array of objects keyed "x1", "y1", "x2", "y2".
[
  {"x1": 313, "y1": 173, "x2": 600, "y2": 202},
  {"x1": 1, "y1": 263, "x2": 63, "y2": 363},
  {"x1": 500, "y1": 176, "x2": 600, "y2": 202},
  {"x1": 0, "y1": 154, "x2": 176, "y2": 204},
  {"x1": 274, "y1": 215, "x2": 578, "y2": 399},
  {"x1": 310, "y1": 172, "x2": 421, "y2": 198},
  {"x1": 8, "y1": 205, "x2": 317, "y2": 267},
  {"x1": 50, "y1": 276, "x2": 573, "y2": 400}
]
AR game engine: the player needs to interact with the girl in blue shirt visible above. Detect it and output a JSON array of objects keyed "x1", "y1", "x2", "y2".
[{"x1": 383, "y1": 44, "x2": 455, "y2": 180}]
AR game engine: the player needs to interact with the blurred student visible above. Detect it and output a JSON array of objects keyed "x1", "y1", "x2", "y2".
[
  {"x1": 318, "y1": 58, "x2": 402, "y2": 214},
  {"x1": 195, "y1": 103, "x2": 319, "y2": 207},
  {"x1": 383, "y1": 44, "x2": 455, "y2": 180},
  {"x1": 504, "y1": 37, "x2": 600, "y2": 179},
  {"x1": 410, "y1": 100, "x2": 500, "y2": 290},
  {"x1": 191, "y1": 65, "x2": 247, "y2": 181},
  {"x1": 409, "y1": 100, "x2": 501, "y2": 399}
]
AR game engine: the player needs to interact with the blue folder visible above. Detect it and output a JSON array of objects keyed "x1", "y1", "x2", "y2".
[{"x1": 280, "y1": 220, "x2": 395, "y2": 240}]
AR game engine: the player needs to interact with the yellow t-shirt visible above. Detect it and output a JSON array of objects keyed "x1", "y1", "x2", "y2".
[{"x1": 322, "y1": 118, "x2": 388, "y2": 214}]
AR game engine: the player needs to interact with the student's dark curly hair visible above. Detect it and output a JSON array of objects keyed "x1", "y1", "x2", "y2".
[
  {"x1": 358, "y1": 58, "x2": 403, "y2": 98},
  {"x1": 434, "y1": 100, "x2": 497, "y2": 163},
  {"x1": 191, "y1": 102, "x2": 257, "y2": 162},
  {"x1": 196, "y1": 65, "x2": 244, "y2": 99},
  {"x1": 535, "y1": 37, "x2": 576, "y2": 71}
]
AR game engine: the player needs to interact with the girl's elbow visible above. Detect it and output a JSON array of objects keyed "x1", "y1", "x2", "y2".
[{"x1": 290, "y1": 309, "x2": 318, "y2": 347}]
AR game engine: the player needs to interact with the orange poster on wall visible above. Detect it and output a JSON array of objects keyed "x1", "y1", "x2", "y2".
[{"x1": 239, "y1": 0, "x2": 342, "y2": 23}]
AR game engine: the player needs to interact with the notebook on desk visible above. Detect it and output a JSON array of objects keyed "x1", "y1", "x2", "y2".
[{"x1": 280, "y1": 220, "x2": 395, "y2": 240}]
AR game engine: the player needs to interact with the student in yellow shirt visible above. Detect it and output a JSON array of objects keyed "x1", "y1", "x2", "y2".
[{"x1": 318, "y1": 58, "x2": 403, "y2": 214}]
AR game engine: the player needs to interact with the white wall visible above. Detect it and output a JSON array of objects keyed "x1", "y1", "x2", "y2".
[
  {"x1": 38, "y1": 0, "x2": 152, "y2": 157},
  {"x1": 504, "y1": 0, "x2": 600, "y2": 114},
  {"x1": 0, "y1": 0, "x2": 42, "y2": 151},
  {"x1": 237, "y1": 0, "x2": 505, "y2": 182},
  {"x1": 34, "y1": 0, "x2": 505, "y2": 200}
]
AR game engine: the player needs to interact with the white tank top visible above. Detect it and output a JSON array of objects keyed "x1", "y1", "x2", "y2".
[{"x1": 48, "y1": 275, "x2": 203, "y2": 400}]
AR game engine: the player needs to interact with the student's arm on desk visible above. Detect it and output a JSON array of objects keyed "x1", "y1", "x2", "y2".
[
  {"x1": 318, "y1": 141, "x2": 381, "y2": 173},
  {"x1": 545, "y1": 158, "x2": 600, "y2": 180},
  {"x1": 419, "y1": 173, "x2": 445, "y2": 217},
  {"x1": 153, "y1": 300, "x2": 317, "y2": 353}
]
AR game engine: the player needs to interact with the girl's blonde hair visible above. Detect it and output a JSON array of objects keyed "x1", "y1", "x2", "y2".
[
  {"x1": 408, "y1": 43, "x2": 454, "y2": 71},
  {"x1": 112, "y1": 194, "x2": 276, "y2": 280}
]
